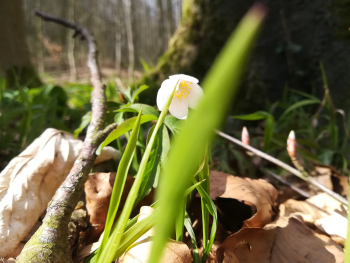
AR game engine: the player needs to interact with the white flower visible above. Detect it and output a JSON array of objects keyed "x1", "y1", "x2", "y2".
[{"x1": 156, "y1": 74, "x2": 204, "y2": 119}]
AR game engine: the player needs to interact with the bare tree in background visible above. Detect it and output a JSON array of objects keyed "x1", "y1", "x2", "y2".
[
  {"x1": 166, "y1": 0, "x2": 175, "y2": 40},
  {"x1": 67, "y1": 0, "x2": 77, "y2": 81},
  {"x1": 123, "y1": 0, "x2": 134, "y2": 83},
  {"x1": 35, "y1": 0, "x2": 44, "y2": 73},
  {"x1": 0, "y1": 0, "x2": 41, "y2": 87},
  {"x1": 115, "y1": 0, "x2": 122, "y2": 75},
  {"x1": 156, "y1": 0, "x2": 166, "y2": 52}
]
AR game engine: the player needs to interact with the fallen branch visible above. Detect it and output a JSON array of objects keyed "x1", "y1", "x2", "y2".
[
  {"x1": 216, "y1": 130, "x2": 349, "y2": 206},
  {"x1": 16, "y1": 11, "x2": 117, "y2": 263}
]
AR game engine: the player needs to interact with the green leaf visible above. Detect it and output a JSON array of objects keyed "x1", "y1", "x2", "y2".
[
  {"x1": 95, "y1": 109, "x2": 143, "y2": 262},
  {"x1": 164, "y1": 115, "x2": 184, "y2": 134},
  {"x1": 97, "y1": 79, "x2": 178, "y2": 263},
  {"x1": 97, "y1": 114, "x2": 158, "y2": 155},
  {"x1": 279, "y1": 99, "x2": 320, "y2": 120},
  {"x1": 148, "y1": 6, "x2": 266, "y2": 263},
  {"x1": 263, "y1": 114, "x2": 274, "y2": 151},
  {"x1": 117, "y1": 103, "x2": 159, "y2": 117},
  {"x1": 120, "y1": 87, "x2": 133, "y2": 103},
  {"x1": 232, "y1": 110, "x2": 269, "y2": 120},
  {"x1": 74, "y1": 111, "x2": 92, "y2": 138},
  {"x1": 192, "y1": 177, "x2": 217, "y2": 261},
  {"x1": 184, "y1": 213, "x2": 201, "y2": 263},
  {"x1": 287, "y1": 88, "x2": 321, "y2": 101},
  {"x1": 114, "y1": 112, "x2": 124, "y2": 125},
  {"x1": 132, "y1": 85, "x2": 149, "y2": 103}
]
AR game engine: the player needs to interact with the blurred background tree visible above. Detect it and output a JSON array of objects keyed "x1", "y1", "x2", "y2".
[{"x1": 0, "y1": 0, "x2": 41, "y2": 88}]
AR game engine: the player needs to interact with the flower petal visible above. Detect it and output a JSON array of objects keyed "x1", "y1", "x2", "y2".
[
  {"x1": 169, "y1": 74, "x2": 199, "y2": 84},
  {"x1": 187, "y1": 82, "x2": 204, "y2": 109},
  {"x1": 169, "y1": 97, "x2": 189, "y2": 119},
  {"x1": 157, "y1": 79, "x2": 177, "y2": 111}
]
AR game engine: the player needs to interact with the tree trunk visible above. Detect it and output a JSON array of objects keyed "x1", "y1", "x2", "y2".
[
  {"x1": 35, "y1": 0, "x2": 44, "y2": 73},
  {"x1": 67, "y1": 0, "x2": 77, "y2": 81},
  {"x1": 115, "y1": 0, "x2": 122, "y2": 75},
  {"x1": 0, "y1": 0, "x2": 41, "y2": 88},
  {"x1": 156, "y1": 0, "x2": 166, "y2": 52},
  {"x1": 166, "y1": 0, "x2": 175, "y2": 40},
  {"x1": 123, "y1": 0, "x2": 134, "y2": 83}
]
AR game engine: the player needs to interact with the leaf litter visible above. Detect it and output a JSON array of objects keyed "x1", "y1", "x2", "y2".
[{"x1": 0, "y1": 129, "x2": 348, "y2": 262}]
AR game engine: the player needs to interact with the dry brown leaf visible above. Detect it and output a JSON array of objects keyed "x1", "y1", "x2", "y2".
[
  {"x1": 283, "y1": 193, "x2": 347, "y2": 245},
  {"x1": 0, "y1": 128, "x2": 119, "y2": 258},
  {"x1": 209, "y1": 170, "x2": 278, "y2": 227},
  {"x1": 217, "y1": 216, "x2": 344, "y2": 263},
  {"x1": 84, "y1": 173, "x2": 154, "y2": 244}
]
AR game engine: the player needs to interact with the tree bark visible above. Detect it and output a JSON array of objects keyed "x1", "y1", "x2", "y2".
[
  {"x1": 67, "y1": 0, "x2": 77, "y2": 81},
  {"x1": 0, "y1": 0, "x2": 41, "y2": 88},
  {"x1": 115, "y1": 0, "x2": 122, "y2": 76},
  {"x1": 123, "y1": 0, "x2": 134, "y2": 83},
  {"x1": 166, "y1": 0, "x2": 175, "y2": 40}
]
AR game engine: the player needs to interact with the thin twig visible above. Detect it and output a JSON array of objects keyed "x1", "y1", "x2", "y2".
[
  {"x1": 266, "y1": 170, "x2": 311, "y2": 199},
  {"x1": 17, "y1": 11, "x2": 117, "y2": 263},
  {"x1": 216, "y1": 130, "x2": 348, "y2": 206}
]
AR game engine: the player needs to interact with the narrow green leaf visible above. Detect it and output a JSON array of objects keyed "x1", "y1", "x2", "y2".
[
  {"x1": 184, "y1": 213, "x2": 201, "y2": 263},
  {"x1": 175, "y1": 199, "x2": 186, "y2": 241},
  {"x1": 148, "y1": 6, "x2": 266, "y2": 263},
  {"x1": 98, "y1": 80, "x2": 178, "y2": 263},
  {"x1": 279, "y1": 99, "x2": 320, "y2": 120},
  {"x1": 74, "y1": 111, "x2": 92, "y2": 138},
  {"x1": 132, "y1": 85, "x2": 149, "y2": 103},
  {"x1": 97, "y1": 114, "x2": 158, "y2": 155},
  {"x1": 287, "y1": 88, "x2": 321, "y2": 101},
  {"x1": 117, "y1": 103, "x2": 159, "y2": 117},
  {"x1": 95, "y1": 109, "x2": 143, "y2": 262},
  {"x1": 192, "y1": 178, "x2": 217, "y2": 261},
  {"x1": 232, "y1": 110, "x2": 269, "y2": 120}
]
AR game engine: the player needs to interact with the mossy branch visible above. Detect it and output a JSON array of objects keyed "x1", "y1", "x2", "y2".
[{"x1": 16, "y1": 11, "x2": 117, "y2": 263}]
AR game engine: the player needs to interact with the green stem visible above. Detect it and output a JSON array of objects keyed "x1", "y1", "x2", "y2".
[{"x1": 98, "y1": 80, "x2": 179, "y2": 263}]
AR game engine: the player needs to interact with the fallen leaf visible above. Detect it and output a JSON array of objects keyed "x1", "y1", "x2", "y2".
[
  {"x1": 209, "y1": 170, "x2": 278, "y2": 227},
  {"x1": 283, "y1": 193, "x2": 347, "y2": 245},
  {"x1": 0, "y1": 128, "x2": 119, "y2": 258},
  {"x1": 217, "y1": 216, "x2": 344, "y2": 263}
]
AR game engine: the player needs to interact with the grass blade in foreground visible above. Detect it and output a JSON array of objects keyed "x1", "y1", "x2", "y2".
[
  {"x1": 148, "y1": 5, "x2": 266, "y2": 263},
  {"x1": 95, "y1": 109, "x2": 143, "y2": 261},
  {"x1": 97, "y1": 81, "x2": 178, "y2": 263}
]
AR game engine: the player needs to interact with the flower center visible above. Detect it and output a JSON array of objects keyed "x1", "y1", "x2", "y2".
[{"x1": 174, "y1": 80, "x2": 192, "y2": 101}]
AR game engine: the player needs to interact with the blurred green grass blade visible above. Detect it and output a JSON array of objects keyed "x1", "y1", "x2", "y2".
[
  {"x1": 279, "y1": 99, "x2": 320, "y2": 120},
  {"x1": 148, "y1": 5, "x2": 266, "y2": 263},
  {"x1": 184, "y1": 213, "x2": 201, "y2": 263},
  {"x1": 98, "y1": 81, "x2": 178, "y2": 263},
  {"x1": 74, "y1": 111, "x2": 92, "y2": 138},
  {"x1": 117, "y1": 103, "x2": 159, "y2": 117},
  {"x1": 97, "y1": 114, "x2": 158, "y2": 154},
  {"x1": 175, "y1": 199, "x2": 186, "y2": 241},
  {"x1": 95, "y1": 109, "x2": 143, "y2": 262}
]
